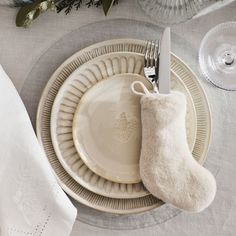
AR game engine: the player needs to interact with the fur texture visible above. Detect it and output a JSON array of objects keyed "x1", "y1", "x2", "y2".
[{"x1": 139, "y1": 91, "x2": 216, "y2": 212}]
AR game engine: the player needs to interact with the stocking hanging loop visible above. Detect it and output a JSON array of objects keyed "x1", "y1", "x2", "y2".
[{"x1": 131, "y1": 81, "x2": 152, "y2": 96}]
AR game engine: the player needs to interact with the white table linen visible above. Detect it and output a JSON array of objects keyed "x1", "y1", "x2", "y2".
[{"x1": 0, "y1": 65, "x2": 77, "y2": 235}]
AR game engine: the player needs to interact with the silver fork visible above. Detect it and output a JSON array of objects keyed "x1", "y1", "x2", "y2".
[{"x1": 144, "y1": 40, "x2": 160, "y2": 93}]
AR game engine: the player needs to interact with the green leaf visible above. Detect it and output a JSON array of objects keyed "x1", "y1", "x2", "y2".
[
  {"x1": 16, "y1": 0, "x2": 47, "y2": 27},
  {"x1": 102, "y1": 0, "x2": 115, "y2": 16},
  {"x1": 33, "y1": 8, "x2": 41, "y2": 20}
]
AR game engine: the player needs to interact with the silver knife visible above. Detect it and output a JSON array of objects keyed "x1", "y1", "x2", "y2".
[{"x1": 158, "y1": 27, "x2": 171, "y2": 94}]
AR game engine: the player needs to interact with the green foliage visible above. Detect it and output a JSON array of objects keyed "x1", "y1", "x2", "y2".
[
  {"x1": 16, "y1": 0, "x2": 119, "y2": 28},
  {"x1": 102, "y1": 0, "x2": 115, "y2": 15},
  {"x1": 16, "y1": 0, "x2": 55, "y2": 27}
]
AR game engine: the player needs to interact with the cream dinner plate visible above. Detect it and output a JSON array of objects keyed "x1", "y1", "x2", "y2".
[
  {"x1": 50, "y1": 52, "x2": 197, "y2": 196},
  {"x1": 37, "y1": 39, "x2": 211, "y2": 214},
  {"x1": 72, "y1": 73, "x2": 196, "y2": 184}
]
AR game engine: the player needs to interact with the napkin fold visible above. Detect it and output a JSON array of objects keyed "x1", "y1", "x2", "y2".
[{"x1": 0, "y1": 65, "x2": 77, "y2": 235}]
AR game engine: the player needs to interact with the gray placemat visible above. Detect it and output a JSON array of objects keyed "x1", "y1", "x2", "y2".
[{"x1": 20, "y1": 19, "x2": 210, "y2": 230}]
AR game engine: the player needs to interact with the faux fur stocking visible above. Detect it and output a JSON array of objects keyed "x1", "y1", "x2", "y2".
[{"x1": 131, "y1": 81, "x2": 216, "y2": 213}]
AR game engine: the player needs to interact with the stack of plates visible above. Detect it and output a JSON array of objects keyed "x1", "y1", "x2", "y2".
[{"x1": 37, "y1": 39, "x2": 211, "y2": 214}]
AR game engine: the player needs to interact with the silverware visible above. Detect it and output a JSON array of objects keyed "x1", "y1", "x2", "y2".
[
  {"x1": 158, "y1": 27, "x2": 171, "y2": 94},
  {"x1": 144, "y1": 40, "x2": 160, "y2": 93}
]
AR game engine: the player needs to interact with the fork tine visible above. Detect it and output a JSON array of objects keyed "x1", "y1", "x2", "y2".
[
  {"x1": 145, "y1": 41, "x2": 150, "y2": 67},
  {"x1": 145, "y1": 41, "x2": 152, "y2": 67},
  {"x1": 154, "y1": 40, "x2": 160, "y2": 68},
  {"x1": 153, "y1": 40, "x2": 158, "y2": 66},
  {"x1": 144, "y1": 41, "x2": 149, "y2": 67},
  {"x1": 149, "y1": 40, "x2": 154, "y2": 67},
  {"x1": 149, "y1": 41, "x2": 153, "y2": 67}
]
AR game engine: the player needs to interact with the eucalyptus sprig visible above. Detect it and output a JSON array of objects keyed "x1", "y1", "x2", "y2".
[
  {"x1": 16, "y1": 0, "x2": 117, "y2": 28},
  {"x1": 16, "y1": 0, "x2": 55, "y2": 27}
]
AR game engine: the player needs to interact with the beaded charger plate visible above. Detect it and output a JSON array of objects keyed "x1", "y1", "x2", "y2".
[{"x1": 37, "y1": 39, "x2": 211, "y2": 214}]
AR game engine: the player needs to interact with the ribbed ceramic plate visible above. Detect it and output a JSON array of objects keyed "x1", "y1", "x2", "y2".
[
  {"x1": 73, "y1": 72, "x2": 196, "y2": 184},
  {"x1": 50, "y1": 52, "x2": 197, "y2": 194},
  {"x1": 37, "y1": 39, "x2": 211, "y2": 214},
  {"x1": 51, "y1": 75, "x2": 149, "y2": 199}
]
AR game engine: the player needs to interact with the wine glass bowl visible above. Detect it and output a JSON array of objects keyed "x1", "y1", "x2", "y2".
[
  {"x1": 199, "y1": 22, "x2": 236, "y2": 90},
  {"x1": 138, "y1": 0, "x2": 205, "y2": 25}
]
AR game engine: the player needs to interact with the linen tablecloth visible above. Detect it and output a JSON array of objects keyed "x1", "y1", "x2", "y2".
[{"x1": 0, "y1": 1, "x2": 236, "y2": 235}]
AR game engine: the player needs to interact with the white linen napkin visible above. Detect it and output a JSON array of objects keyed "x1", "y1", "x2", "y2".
[{"x1": 0, "y1": 65, "x2": 77, "y2": 235}]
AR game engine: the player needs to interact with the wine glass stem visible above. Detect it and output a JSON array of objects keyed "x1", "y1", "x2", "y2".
[{"x1": 223, "y1": 52, "x2": 235, "y2": 66}]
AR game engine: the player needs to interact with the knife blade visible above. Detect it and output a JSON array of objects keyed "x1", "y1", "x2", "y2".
[{"x1": 158, "y1": 27, "x2": 171, "y2": 94}]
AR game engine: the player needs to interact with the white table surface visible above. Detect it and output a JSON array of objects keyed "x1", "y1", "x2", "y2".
[{"x1": 1, "y1": 1, "x2": 236, "y2": 235}]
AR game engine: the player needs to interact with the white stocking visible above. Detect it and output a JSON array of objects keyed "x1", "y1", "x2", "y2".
[{"x1": 131, "y1": 81, "x2": 216, "y2": 213}]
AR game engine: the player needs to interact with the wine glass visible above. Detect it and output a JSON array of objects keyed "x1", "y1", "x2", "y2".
[
  {"x1": 199, "y1": 22, "x2": 236, "y2": 90},
  {"x1": 138, "y1": 0, "x2": 206, "y2": 25}
]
